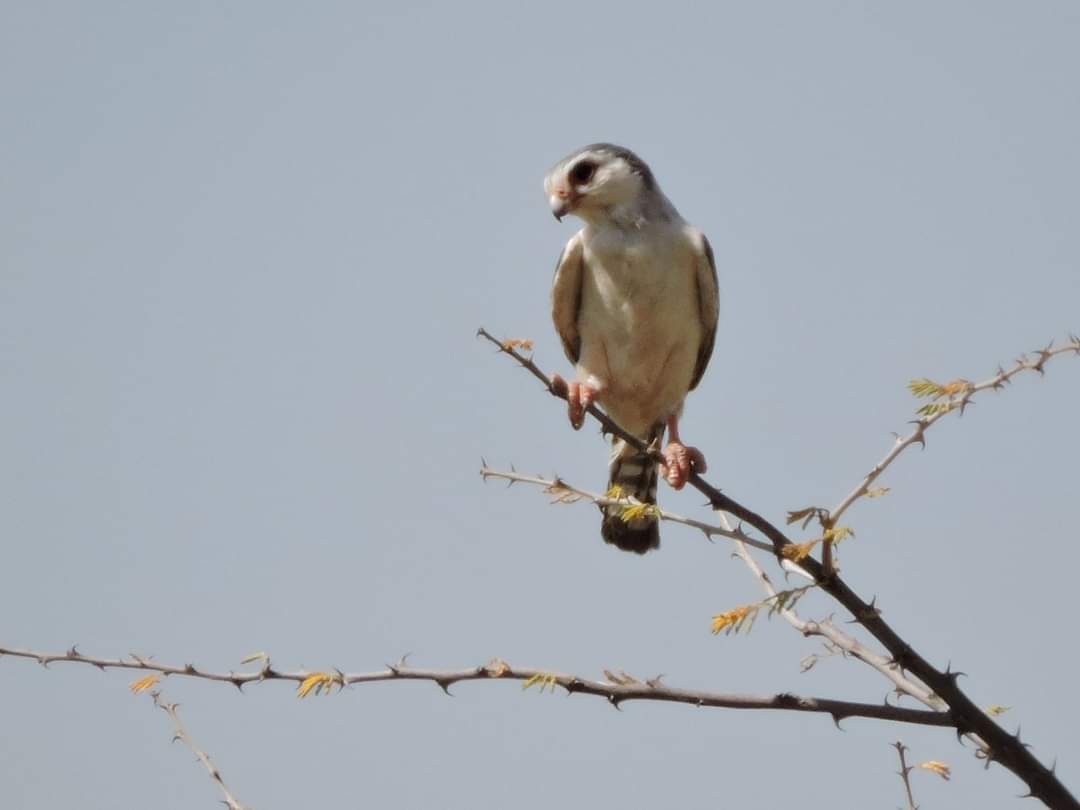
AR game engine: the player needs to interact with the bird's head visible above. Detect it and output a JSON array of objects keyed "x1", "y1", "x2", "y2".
[{"x1": 544, "y1": 143, "x2": 658, "y2": 225}]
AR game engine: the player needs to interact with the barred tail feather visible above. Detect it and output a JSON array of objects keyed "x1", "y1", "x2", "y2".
[{"x1": 600, "y1": 429, "x2": 662, "y2": 554}]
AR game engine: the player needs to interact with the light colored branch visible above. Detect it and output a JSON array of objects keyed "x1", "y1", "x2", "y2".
[
  {"x1": 479, "y1": 466, "x2": 775, "y2": 554},
  {"x1": 151, "y1": 691, "x2": 248, "y2": 810},
  {"x1": 828, "y1": 339, "x2": 1080, "y2": 525},
  {"x1": 725, "y1": 515, "x2": 996, "y2": 767},
  {"x1": 0, "y1": 645, "x2": 954, "y2": 729},
  {"x1": 894, "y1": 741, "x2": 919, "y2": 810},
  {"x1": 718, "y1": 510, "x2": 945, "y2": 711}
]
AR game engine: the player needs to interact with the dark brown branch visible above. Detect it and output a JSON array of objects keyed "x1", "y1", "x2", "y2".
[
  {"x1": 0, "y1": 645, "x2": 952, "y2": 728},
  {"x1": 479, "y1": 327, "x2": 1079, "y2": 810}
]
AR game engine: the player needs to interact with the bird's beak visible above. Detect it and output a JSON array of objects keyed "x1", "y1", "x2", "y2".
[{"x1": 550, "y1": 193, "x2": 573, "y2": 222}]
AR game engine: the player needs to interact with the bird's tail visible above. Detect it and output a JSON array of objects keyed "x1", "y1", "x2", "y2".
[{"x1": 600, "y1": 425, "x2": 663, "y2": 554}]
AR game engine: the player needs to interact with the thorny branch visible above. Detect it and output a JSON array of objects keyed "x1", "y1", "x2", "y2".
[
  {"x1": 150, "y1": 691, "x2": 248, "y2": 810},
  {"x1": 894, "y1": 741, "x2": 919, "y2": 810},
  {"x1": 479, "y1": 327, "x2": 1080, "y2": 809},
  {"x1": 723, "y1": 511, "x2": 945, "y2": 713},
  {"x1": 0, "y1": 645, "x2": 953, "y2": 728},
  {"x1": 828, "y1": 339, "x2": 1080, "y2": 526}
]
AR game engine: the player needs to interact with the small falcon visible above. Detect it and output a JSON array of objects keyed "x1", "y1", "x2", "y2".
[{"x1": 545, "y1": 143, "x2": 719, "y2": 554}]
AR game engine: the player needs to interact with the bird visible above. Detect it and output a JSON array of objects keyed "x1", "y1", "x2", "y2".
[{"x1": 545, "y1": 143, "x2": 719, "y2": 554}]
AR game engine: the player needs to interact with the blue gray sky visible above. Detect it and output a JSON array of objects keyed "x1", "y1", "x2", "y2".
[{"x1": 2, "y1": 2, "x2": 1079, "y2": 808}]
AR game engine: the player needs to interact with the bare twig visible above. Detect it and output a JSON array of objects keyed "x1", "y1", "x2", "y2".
[
  {"x1": 0, "y1": 645, "x2": 953, "y2": 728},
  {"x1": 726, "y1": 521, "x2": 944, "y2": 711},
  {"x1": 829, "y1": 339, "x2": 1080, "y2": 525},
  {"x1": 151, "y1": 691, "x2": 248, "y2": 810},
  {"x1": 479, "y1": 466, "x2": 775, "y2": 554},
  {"x1": 480, "y1": 327, "x2": 1079, "y2": 809},
  {"x1": 731, "y1": 527, "x2": 994, "y2": 759},
  {"x1": 895, "y1": 741, "x2": 919, "y2": 810}
]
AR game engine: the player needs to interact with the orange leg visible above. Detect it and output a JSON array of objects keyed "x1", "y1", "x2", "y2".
[{"x1": 660, "y1": 414, "x2": 707, "y2": 490}]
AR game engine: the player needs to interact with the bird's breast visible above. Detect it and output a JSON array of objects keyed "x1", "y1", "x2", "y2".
[{"x1": 577, "y1": 232, "x2": 702, "y2": 426}]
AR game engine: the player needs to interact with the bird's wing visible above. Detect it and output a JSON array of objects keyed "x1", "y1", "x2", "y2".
[
  {"x1": 551, "y1": 231, "x2": 585, "y2": 364},
  {"x1": 688, "y1": 231, "x2": 720, "y2": 391}
]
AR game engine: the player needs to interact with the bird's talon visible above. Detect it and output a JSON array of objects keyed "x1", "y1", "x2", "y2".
[
  {"x1": 661, "y1": 442, "x2": 705, "y2": 491},
  {"x1": 566, "y1": 380, "x2": 599, "y2": 430},
  {"x1": 567, "y1": 382, "x2": 585, "y2": 430}
]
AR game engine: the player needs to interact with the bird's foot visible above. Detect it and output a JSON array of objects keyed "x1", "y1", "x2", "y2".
[
  {"x1": 660, "y1": 442, "x2": 707, "y2": 490},
  {"x1": 567, "y1": 381, "x2": 599, "y2": 430},
  {"x1": 550, "y1": 373, "x2": 600, "y2": 430}
]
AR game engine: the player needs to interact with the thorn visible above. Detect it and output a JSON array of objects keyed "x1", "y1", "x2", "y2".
[
  {"x1": 608, "y1": 694, "x2": 623, "y2": 711},
  {"x1": 184, "y1": 663, "x2": 196, "y2": 674},
  {"x1": 230, "y1": 677, "x2": 245, "y2": 692},
  {"x1": 943, "y1": 665, "x2": 966, "y2": 683},
  {"x1": 66, "y1": 645, "x2": 80, "y2": 658},
  {"x1": 435, "y1": 679, "x2": 454, "y2": 696},
  {"x1": 830, "y1": 713, "x2": 846, "y2": 731}
]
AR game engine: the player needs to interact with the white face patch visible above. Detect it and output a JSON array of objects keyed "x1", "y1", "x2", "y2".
[{"x1": 562, "y1": 154, "x2": 642, "y2": 216}]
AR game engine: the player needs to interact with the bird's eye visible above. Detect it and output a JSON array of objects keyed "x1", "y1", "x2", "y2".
[{"x1": 570, "y1": 161, "x2": 596, "y2": 185}]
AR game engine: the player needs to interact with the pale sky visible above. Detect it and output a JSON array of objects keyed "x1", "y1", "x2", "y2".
[{"x1": 2, "y1": 2, "x2": 1079, "y2": 808}]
